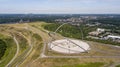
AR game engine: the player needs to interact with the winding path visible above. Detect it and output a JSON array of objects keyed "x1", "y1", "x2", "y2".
[
  {"x1": 15, "y1": 33, "x2": 33, "y2": 67},
  {"x1": 6, "y1": 36, "x2": 20, "y2": 67}
]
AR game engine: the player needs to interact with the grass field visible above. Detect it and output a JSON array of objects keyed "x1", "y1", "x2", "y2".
[
  {"x1": 0, "y1": 22, "x2": 120, "y2": 67},
  {"x1": 0, "y1": 35, "x2": 16, "y2": 67},
  {"x1": 54, "y1": 62, "x2": 104, "y2": 67},
  {"x1": 116, "y1": 65, "x2": 120, "y2": 67}
]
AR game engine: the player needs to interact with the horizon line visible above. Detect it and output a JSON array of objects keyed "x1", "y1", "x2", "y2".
[{"x1": 0, "y1": 13, "x2": 120, "y2": 15}]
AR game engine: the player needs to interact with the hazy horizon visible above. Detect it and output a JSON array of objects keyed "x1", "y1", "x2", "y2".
[{"x1": 0, "y1": 0, "x2": 120, "y2": 14}]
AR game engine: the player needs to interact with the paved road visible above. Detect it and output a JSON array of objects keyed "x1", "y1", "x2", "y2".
[{"x1": 6, "y1": 36, "x2": 20, "y2": 67}]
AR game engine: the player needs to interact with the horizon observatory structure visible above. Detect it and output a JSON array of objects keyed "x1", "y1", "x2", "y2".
[
  {"x1": 48, "y1": 23, "x2": 90, "y2": 54},
  {"x1": 48, "y1": 38, "x2": 90, "y2": 54}
]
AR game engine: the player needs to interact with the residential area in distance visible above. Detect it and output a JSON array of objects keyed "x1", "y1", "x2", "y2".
[
  {"x1": 0, "y1": 14, "x2": 120, "y2": 67},
  {"x1": 0, "y1": 0, "x2": 120, "y2": 67},
  {"x1": 54, "y1": 15, "x2": 120, "y2": 45}
]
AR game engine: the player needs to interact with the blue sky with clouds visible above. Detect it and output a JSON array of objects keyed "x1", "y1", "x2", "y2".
[{"x1": 0, "y1": 0, "x2": 120, "y2": 14}]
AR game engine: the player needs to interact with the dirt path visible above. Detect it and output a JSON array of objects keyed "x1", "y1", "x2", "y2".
[
  {"x1": 25, "y1": 24, "x2": 50, "y2": 66},
  {"x1": 15, "y1": 33, "x2": 33, "y2": 67},
  {"x1": 6, "y1": 36, "x2": 20, "y2": 67}
]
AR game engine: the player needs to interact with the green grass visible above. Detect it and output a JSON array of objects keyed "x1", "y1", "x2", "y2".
[
  {"x1": 43, "y1": 23, "x2": 83, "y2": 39},
  {"x1": 43, "y1": 23, "x2": 120, "y2": 46},
  {"x1": 116, "y1": 65, "x2": 120, "y2": 67},
  {"x1": 0, "y1": 39, "x2": 7, "y2": 59},
  {"x1": 0, "y1": 33, "x2": 8, "y2": 39},
  {"x1": 0, "y1": 38, "x2": 16, "y2": 67},
  {"x1": 33, "y1": 33, "x2": 42, "y2": 41},
  {"x1": 14, "y1": 33, "x2": 28, "y2": 52},
  {"x1": 55, "y1": 62, "x2": 104, "y2": 67}
]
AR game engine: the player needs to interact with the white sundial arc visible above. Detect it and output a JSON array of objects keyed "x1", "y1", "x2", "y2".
[
  {"x1": 48, "y1": 23, "x2": 90, "y2": 54},
  {"x1": 48, "y1": 39, "x2": 90, "y2": 54}
]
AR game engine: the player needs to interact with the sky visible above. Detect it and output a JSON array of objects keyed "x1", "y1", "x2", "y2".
[{"x1": 0, "y1": 0, "x2": 120, "y2": 14}]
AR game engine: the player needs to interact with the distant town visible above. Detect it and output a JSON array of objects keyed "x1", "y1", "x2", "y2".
[{"x1": 54, "y1": 15, "x2": 120, "y2": 43}]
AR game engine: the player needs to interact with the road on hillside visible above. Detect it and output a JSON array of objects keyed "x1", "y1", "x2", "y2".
[{"x1": 6, "y1": 36, "x2": 20, "y2": 67}]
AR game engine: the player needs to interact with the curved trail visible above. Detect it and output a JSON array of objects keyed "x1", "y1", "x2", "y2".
[
  {"x1": 15, "y1": 33, "x2": 33, "y2": 67},
  {"x1": 6, "y1": 36, "x2": 20, "y2": 67},
  {"x1": 25, "y1": 23, "x2": 50, "y2": 66}
]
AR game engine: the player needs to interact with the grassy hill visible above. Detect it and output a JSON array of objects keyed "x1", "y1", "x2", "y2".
[{"x1": 0, "y1": 22, "x2": 120, "y2": 67}]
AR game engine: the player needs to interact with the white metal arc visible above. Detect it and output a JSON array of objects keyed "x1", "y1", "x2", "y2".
[
  {"x1": 66, "y1": 39, "x2": 88, "y2": 53},
  {"x1": 48, "y1": 23, "x2": 84, "y2": 41},
  {"x1": 54, "y1": 23, "x2": 67, "y2": 33},
  {"x1": 54, "y1": 23, "x2": 83, "y2": 40}
]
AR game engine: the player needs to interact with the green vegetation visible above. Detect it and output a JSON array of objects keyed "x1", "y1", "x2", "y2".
[
  {"x1": 0, "y1": 22, "x2": 119, "y2": 67},
  {"x1": 0, "y1": 33, "x2": 8, "y2": 39},
  {"x1": 0, "y1": 39, "x2": 7, "y2": 59},
  {"x1": 55, "y1": 62, "x2": 104, "y2": 67},
  {"x1": 33, "y1": 33, "x2": 42, "y2": 41},
  {"x1": 90, "y1": 18, "x2": 120, "y2": 26},
  {"x1": 43, "y1": 23, "x2": 97, "y2": 39},
  {"x1": 14, "y1": 32, "x2": 28, "y2": 51},
  {"x1": 0, "y1": 37, "x2": 16, "y2": 67},
  {"x1": 43, "y1": 23, "x2": 83, "y2": 39},
  {"x1": 43, "y1": 23, "x2": 120, "y2": 46},
  {"x1": 116, "y1": 65, "x2": 120, "y2": 67},
  {"x1": 86, "y1": 38, "x2": 120, "y2": 46}
]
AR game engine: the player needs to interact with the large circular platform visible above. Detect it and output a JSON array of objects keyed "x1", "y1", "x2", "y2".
[{"x1": 48, "y1": 39, "x2": 90, "y2": 54}]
